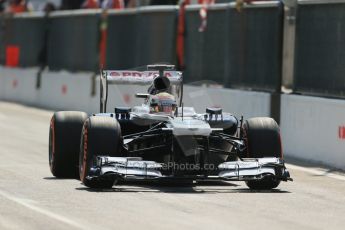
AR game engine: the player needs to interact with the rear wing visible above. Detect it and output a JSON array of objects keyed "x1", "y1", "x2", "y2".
[
  {"x1": 103, "y1": 70, "x2": 183, "y2": 85},
  {"x1": 100, "y1": 65, "x2": 183, "y2": 113}
]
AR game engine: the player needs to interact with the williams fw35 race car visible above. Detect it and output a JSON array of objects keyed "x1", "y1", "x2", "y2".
[{"x1": 49, "y1": 64, "x2": 292, "y2": 190}]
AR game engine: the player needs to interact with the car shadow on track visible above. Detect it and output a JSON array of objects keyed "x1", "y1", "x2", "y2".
[
  {"x1": 43, "y1": 176, "x2": 77, "y2": 180},
  {"x1": 43, "y1": 177, "x2": 290, "y2": 193},
  {"x1": 75, "y1": 180, "x2": 290, "y2": 194}
]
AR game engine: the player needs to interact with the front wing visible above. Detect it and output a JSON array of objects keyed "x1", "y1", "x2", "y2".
[{"x1": 87, "y1": 157, "x2": 292, "y2": 182}]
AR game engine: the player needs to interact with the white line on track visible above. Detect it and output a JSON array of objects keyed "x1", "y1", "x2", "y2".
[
  {"x1": 0, "y1": 189, "x2": 85, "y2": 229},
  {"x1": 286, "y1": 163, "x2": 345, "y2": 181}
]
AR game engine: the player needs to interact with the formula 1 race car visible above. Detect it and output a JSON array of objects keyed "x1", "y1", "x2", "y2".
[{"x1": 49, "y1": 64, "x2": 292, "y2": 190}]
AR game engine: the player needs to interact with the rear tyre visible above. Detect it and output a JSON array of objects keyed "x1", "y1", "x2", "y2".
[
  {"x1": 242, "y1": 117, "x2": 282, "y2": 190},
  {"x1": 49, "y1": 111, "x2": 88, "y2": 178},
  {"x1": 79, "y1": 116, "x2": 122, "y2": 189}
]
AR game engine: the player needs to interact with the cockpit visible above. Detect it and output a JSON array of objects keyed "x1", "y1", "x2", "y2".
[{"x1": 149, "y1": 92, "x2": 177, "y2": 115}]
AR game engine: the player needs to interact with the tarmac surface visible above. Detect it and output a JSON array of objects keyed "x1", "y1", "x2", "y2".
[{"x1": 0, "y1": 101, "x2": 344, "y2": 230}]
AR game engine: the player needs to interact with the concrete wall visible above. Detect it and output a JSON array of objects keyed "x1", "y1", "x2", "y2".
[
  {"x1": 280, "y1": 94, "x2": 345, "y2": 169},
  {"x1": 37, "y1": 70, "x2": 98, "y2": 113},
  {"x1": 0, "y1": 67, "x2": 40, "y2": 105},
  {"x1": 0, "y1": 67, "x2": 98, "y2": 114},
  {"x1": 184, "y1": 85, "x2": 271, "y2": 118}
]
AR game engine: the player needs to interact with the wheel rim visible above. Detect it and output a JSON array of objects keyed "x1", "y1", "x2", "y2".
[
  {"x1": 80, "y1": 124, "x2": 89, "y2": 182},
  {"x1": 49, "y1": 117, "x2": 55, "y2": 173}
]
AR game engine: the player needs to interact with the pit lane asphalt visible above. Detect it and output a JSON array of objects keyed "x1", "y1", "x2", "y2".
[{"x1": 0, "y1": 101, "x2": 344, "y2": 230}]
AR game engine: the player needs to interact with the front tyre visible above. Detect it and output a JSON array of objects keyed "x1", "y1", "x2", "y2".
[
  {"x1": 49, "y1": 111, "x2": 88, "y2": 178},
  {"x1": 242, "y1": 117, "x2": 282, "y2": 190},
  {"x1": 79, "y1": 116, "x2": 122, "y2": 189}
]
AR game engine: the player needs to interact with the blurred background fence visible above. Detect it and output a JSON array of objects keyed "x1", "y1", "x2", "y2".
[
  {"x1": 185, "y1": 2, "x2": 283, "y2": 92},
  {"x1": 47, "y1": 10, "x2": 101, "y2": 72},
  {"x1": 0, "y1": 12, "x2": 46, "y2": 67},
  {"x1": 0, "y1": 0, "x2": 345, "y2": 99},
  {"x1": 293, "y1": 0, "x2": 345, "y2": 98},
  {"x1": 106, "y1": 6, "x2": 178, "y2": 69}
]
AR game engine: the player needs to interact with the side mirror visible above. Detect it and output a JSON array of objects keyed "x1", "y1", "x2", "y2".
[{"x1": 135, "y1": 93, "x2": 150, "y2": 99}]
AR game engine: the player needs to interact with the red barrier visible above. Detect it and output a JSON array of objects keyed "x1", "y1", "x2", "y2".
[
  {"x1": 176, "y1": 0, "x2": 190, "y2": 69},
  {"x1": 6, "y1": 46, "x2": 20, "y2": 67}
]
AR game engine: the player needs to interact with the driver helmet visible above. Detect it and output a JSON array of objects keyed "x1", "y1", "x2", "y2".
[{"x1": 150, "y1": 92, "x2": 177, "y2": 114}]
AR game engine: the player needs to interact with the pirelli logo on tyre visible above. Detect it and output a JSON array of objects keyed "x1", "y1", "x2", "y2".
[{"x1": 339, "y1": 126, "x2": 345, "y2": 140}]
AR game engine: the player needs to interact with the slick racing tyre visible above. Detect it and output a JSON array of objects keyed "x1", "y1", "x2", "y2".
[
  {"x1": 79, "y1": 116, "x2": 122, "y2": 189},
  {"x1": 49, "y1": 111, "x2": 88, "y2": 178},
  {"x1": 242, "y1": 117, "x2": 282, "y2": 190}
]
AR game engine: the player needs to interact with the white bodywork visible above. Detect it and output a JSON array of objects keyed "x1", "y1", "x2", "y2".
[
  {"x1": 167, "y1": 118, "x2": 212, "y2": 136},
  {"x1": 131, "y1": 105, "x2": 212, "y2": 136}
]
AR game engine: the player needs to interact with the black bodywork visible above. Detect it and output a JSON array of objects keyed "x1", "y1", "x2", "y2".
[{"x1": 104, "y1": 108, "x2": 245, "y2": 177}]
